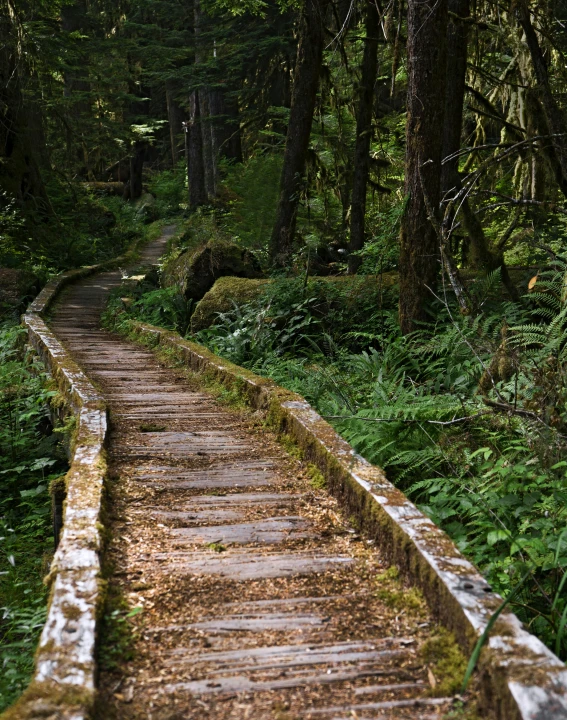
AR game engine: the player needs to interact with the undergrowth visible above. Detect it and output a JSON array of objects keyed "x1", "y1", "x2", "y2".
[{"x1": 0, "y1": 322, "x2": 67, "y2": 712}]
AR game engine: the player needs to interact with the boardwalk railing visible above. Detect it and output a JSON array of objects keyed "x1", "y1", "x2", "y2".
[{"x1": 4, "y1": 239, "x2": 152, "y2": 720}]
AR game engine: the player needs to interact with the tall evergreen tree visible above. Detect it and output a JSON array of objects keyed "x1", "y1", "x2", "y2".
[
  {"x1": 269, "y1": 0, "x2": 329, "y2": 267},
  {"x1": 348, "y1": 0, "x2": 380, "y2": 274},
  {"x1": 398, "y1": 0, "x2": 448, "y2": 334}
]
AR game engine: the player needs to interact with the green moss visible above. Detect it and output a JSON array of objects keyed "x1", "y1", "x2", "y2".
[
  {"x1": 191, "y1": 276, "x2": 270, "y2": 332},
  {"x1": 139, "y1": 422, "x2": 166, "y2": 432},
  {"x1": 279, "y1": 433, "x2": 303, "y2": 460},
  {"x1": 442, "y1": 700, "x2": 481, "y2": 720},
  {"x1": 97, "y1": 583, "x2": 140, "y2": 673},
  {"x1": 0, "y1": 682, "x2": 94, "y2": 720},
  {"x1": 162, "y1": 237, "x2": 264, "y2": 303},
  {"x1": 307, "y1": 463, "x2": 326, "y2": 489},
  {"x1": 421, "y1": 626, "x2": 469, "y2": 697},
  {"x1": 48, "y1": 474, "x2": 66, "y2": 500},
  {"x1": 61, "y1": 602, "x2": 82, "y2": 622},
  {"x1": 207, "y1": 542, "x2": 227, "y2": 553},
  {"x1": 375, "y1": 567, "x2": 427, "y2": 615}
]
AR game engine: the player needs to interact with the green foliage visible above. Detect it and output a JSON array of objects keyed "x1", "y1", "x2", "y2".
[
  {"x1": 195, "y1": 275, "x2": 398, "y2": 366},
  {"x1": 421, "y1": 627, "x2": 468, "y2": 697},
  {"x1": 357, "y1": 201, "x2": 405, "y2": 273},
  {"x1": 97, "y1": 588, "x2": 142, "y2": 673},
  {"x1": 104, "y1": 282, "x2": 193, "y2": 337},
  {"x1": 130, "y1": 287, "x2": 193, "y2": 334},
  {"x1": 148, "y1": 162, "x2": 187, "y2": 218},
  {"x1": 0, "y1": 322, "x2": 67, "y2": 711},
  {"x1": 0, "y1": 185, "x2": 140, "y2": 275},
  {"x1": 220, "y1": 153, "x2": 283, "y2": 258}
]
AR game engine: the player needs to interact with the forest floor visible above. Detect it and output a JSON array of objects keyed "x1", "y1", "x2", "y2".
[{"x1": 45, "y1": 230, "x2": 474, "y2": 720}]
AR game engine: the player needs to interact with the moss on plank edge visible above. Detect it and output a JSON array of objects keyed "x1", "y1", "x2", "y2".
[{"x1": 1, "y1": 681, "x2": 94, "y2": 720}]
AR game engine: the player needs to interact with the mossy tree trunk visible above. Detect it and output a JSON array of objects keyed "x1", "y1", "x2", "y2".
[
  {"x1": 188, "y1": 90, "x2": 208, "y2": 208},
  {"x1": 517, "y1": 0, "x2": 567, "y2": 197},
  {"x1": 440, "y1": 0, "x2": 469, "y2": 198},
  {"x1": 347, "y1": 0, "x2": 380, "y2": 275},
  {"x1": 269, "y1": 0, "x2": 328, "y2": 268},
  {"x1": 195, "y1": 0, "x2": 217, "y2": 198},
  {"x1": 438, "y1": 2, "x2": 518, "y2": 297},
  {"x1": 398, "y1": 0, "x2": 448, "y2": 334},
  {"x1": 440, "y1": 0, "x2": 490, "y2": 270}
]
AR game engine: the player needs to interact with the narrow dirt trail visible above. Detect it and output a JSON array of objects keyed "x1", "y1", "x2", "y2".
[{"x1": 48, "y1": 230, "x2": 455, "y2": 720}]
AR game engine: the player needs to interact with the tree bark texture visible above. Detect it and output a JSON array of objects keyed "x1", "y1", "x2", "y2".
[
  {"x1": 438, "y1": 5, "x2": 514, "y2": 285},
  {"x1": 517, "y1": 1, "x2": 567, "y2": 197},
  {"x1": 166, "y1": 82, "x2": 185, "y2": 166},
  {"x1": 127, "y1": 142, "x2": 146, "y2": 201},
  {"x1": 189, "y1": 91, "x2": 207, "y2": 208},
  {"x1": 348, "y1": 0, "x2": 380, "y2": 274},
  {"x1": 269, "y1": 0, "x2": 328, "y2": 267},
  {"x1": 194, "y1": 0, "x2": 216, "y2": 198},
  {"x1": 439, "y1": 0, "x2": 490, "y2": 270},
  {"x1": 209, "y1": 88, "x2": 243, "y2": 163},
  {"x1": 199, "y1": 89, "x2": 217, "y2": 197},
  {"x1": 398, "y1": 0, "x2": 448, "y2": 334},
  {"x1": 440, "y1": 0, "x2": 469, "y2": 196}
]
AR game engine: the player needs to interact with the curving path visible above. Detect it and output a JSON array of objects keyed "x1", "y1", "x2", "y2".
[{"x1": 48, "y1": 230, "x2": 455, "y2": 719}]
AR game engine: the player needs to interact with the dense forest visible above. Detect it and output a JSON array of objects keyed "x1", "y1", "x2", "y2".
[{"x1": 3, "y1": 0, "x2": 567, "y2": 708}]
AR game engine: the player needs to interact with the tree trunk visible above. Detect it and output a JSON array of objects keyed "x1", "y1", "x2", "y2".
[
  {"x1": 61, "y1": 0, "x2": 93, "y2": 178},
  {"x1": 269, "y1": 0, "x2": 328, "y2": 267},
  {"x1": 199, "y1": 89, "x2": 217, "y2": 197},
  {"x1": 209, "y1": 88, "x2": 243, "y2": 163},
  {"x1": 166, "y1": 82, "x2": 185, "y2": 166},
  {"x1": 439, "y1": 0, "x2": 489, "y2": 271},
  {"x1": 125, "y1": 142, "x2": 145, "y2": 201},
  {"x1": 517, "y1": 0, "x2": 567, "y2": 197},
  {"x1": 194, "y1": 0, "x2": 216, "y2": 198},
  {"x1": 438, "y1": 5, "x2": 514, "y2": 285},
  {"x1": 440, "y1": 0, "x2": 469, "y2": 196},
  {"x1": 398, "y1": 0, "x2": 448, "y2": 334},
  {"x1": 189, "y1": 91, "x2": 207, "y2": 208},
  {"x1": 347, "y1": 0, "x2": 380, "y2": 274}
]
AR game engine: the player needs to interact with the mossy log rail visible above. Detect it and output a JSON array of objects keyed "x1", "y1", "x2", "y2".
[{"x1": 4, "y1": 229, "x2": 567, "y2": 720}]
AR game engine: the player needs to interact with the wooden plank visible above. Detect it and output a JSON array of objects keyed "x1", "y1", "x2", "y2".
[
  {"x1": 306, "y1": 697, "x2": 453, "y2": 714},
  {"x1": 164, "y1": 669, "x2": 404, "y2": 696},
  {"x1": 148, "y1": 552, "x2": 354, "y2": 580},
  {"x1": 170, "y1": 517, "x2": 312, "y2": 545}
]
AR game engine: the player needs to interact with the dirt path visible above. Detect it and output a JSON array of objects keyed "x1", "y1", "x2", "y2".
[{"x1": 48, "y1": 230, "x2": 457, "y2": 719}]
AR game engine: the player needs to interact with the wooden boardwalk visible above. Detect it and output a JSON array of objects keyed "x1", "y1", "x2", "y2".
[{"x1": 48, "y1": 231, "x2": 455, "y2": 719}]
